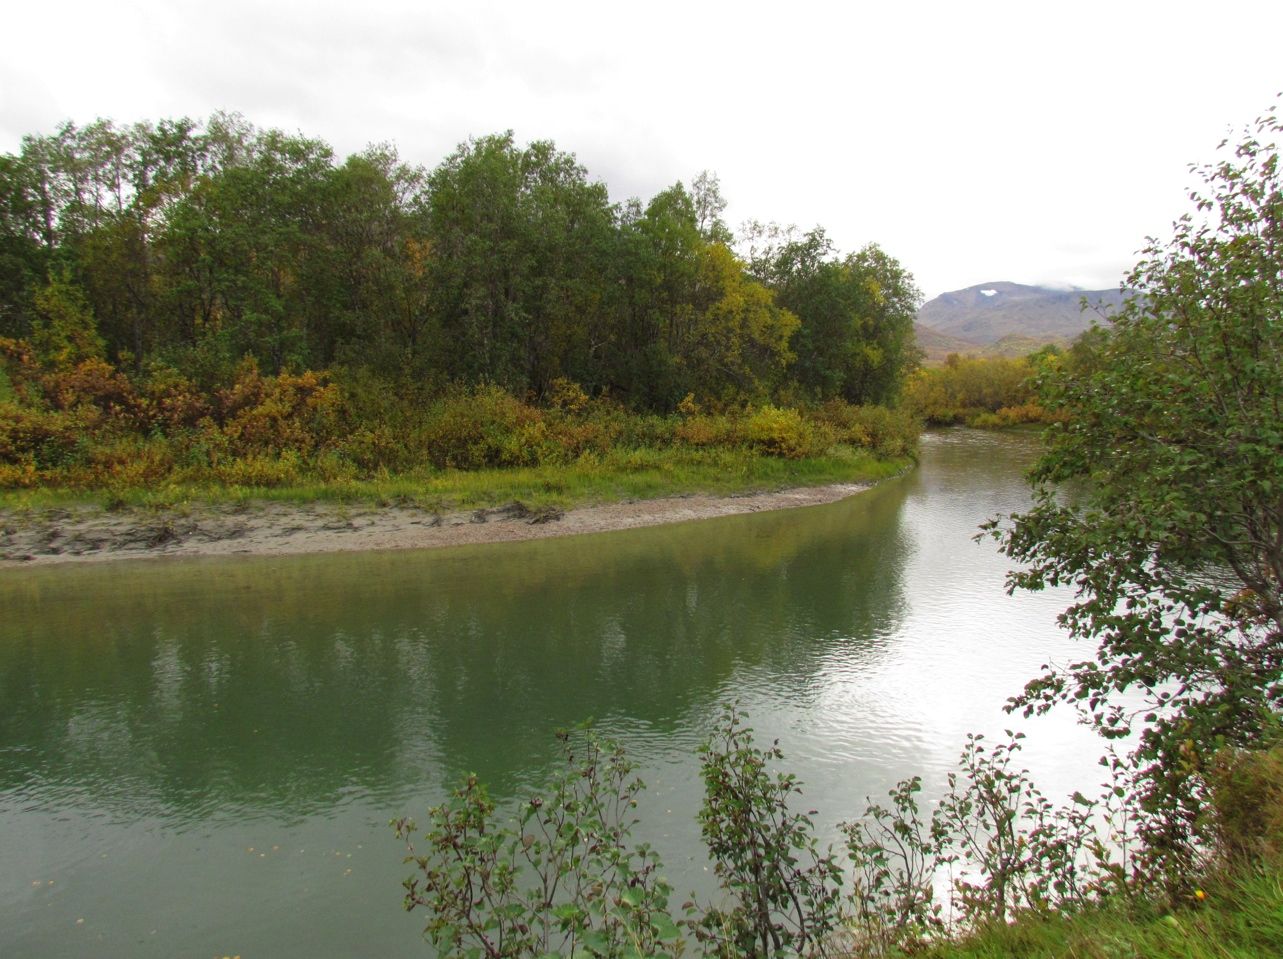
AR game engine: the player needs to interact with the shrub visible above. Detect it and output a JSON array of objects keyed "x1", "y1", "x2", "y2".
[
  {"x1": 607, "y1": 410, "x2": 676, "y2": 450},
  {"x1": 0, "y1": 403, "x2": 96, "y2": 473},
  {"x1": 991, "y1": 401, "x2": 1057, "y2": 427},
  {"x1": 842, "y1": 776, "x2": 945, "y2": 954},
  {"x1": 338, "y1": 424, "x2": 418, "y2": 474},
  {"x1": 219, "y1": 367, "x2": 340, "y2": 456},
  {"x1": 675, "y1": 412, "x2": 737, "y2": 449},
  {"x1": 417, "y1": 384, "x2": 544, "y2": 469},
  {"x1": 743, "y1": 405, "x2": 821, "y2": 459},
  {"x1": 68, "y1": 436, "x2": 176, "y2": 488},
  {"x1": 396, "y1": 716, "x2": 1187, "y2": 959},
  {"x1": 968, "y1": 411, "x2": 1004, "y2": 429},
  {"x1": 540, "y1": 416, "x2": 614, "y2": 463},
  {"x1": 0, "y1": 354, "x2": 920, "y2": 491},
  {"x1": 312, "y1": 450, "x2": 360, "y2": 484},
  {"x1": 546, "y1": 376, "x2": 590, "y2": 414},
  {"x1": 39, "y1": 358, "x2": 139, "y2": 421},
  {"x1": 0, "y1": 456, "x2": 39, "y2": 488},
  {"x1": 396, "y1": 710, "x2": 853, "y2": 959},
  {"x1": 904, "y1": 356, "x2": 1039, "y2": 425},
  {"x1": 394, "y1": 728, "x2": 680, "y2": 959},
  {"x1": 1208, "y1": 741, "x2": 1283, "y2": 868},
  {"x1": 137, "y1": 366, "x2": 211, "y2": 432},
  {"x1": 213, "y1": 450, "x2": 305, "y2": 487},
  {"x1": 691, "y1": 706, "x2": 843, "y2": 957},
  {"x1": 811, "y1": 401, "x2": 919, "y2": 459}
]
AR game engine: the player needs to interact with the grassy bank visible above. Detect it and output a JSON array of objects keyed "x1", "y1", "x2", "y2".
[
  {"x1": 916, "y1": 863, "x2": 1283, "y2": 959},
  {"x1": 1, "y1": 352, "x2": 920, "y2": 512},
  {"x1": 0, "y1": 442, "x2": 911, "y2": 513},
  {"x1": 907, "y1": 740, "x2": 1283, "y2": 959}
]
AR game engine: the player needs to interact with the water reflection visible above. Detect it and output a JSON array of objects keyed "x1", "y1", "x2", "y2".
[{"x1": 1, "y1": 476, "x2": 913, "y2": 814}]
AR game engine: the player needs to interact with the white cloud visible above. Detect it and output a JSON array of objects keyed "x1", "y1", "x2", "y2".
[{"x1": 3, "y1": 0, "x2": 1281, "y2": 298}]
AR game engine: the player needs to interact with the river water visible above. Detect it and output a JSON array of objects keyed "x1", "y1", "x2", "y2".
[{"x1": 0, "y1": 429, "x2": 1107, "y2": 957}]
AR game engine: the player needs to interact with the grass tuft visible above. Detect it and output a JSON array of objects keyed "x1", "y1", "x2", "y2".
[{"x1": 0, "y1": 447, "x2": 910, "y2": 514}]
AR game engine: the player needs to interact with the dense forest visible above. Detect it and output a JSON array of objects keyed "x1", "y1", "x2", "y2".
[
  {"x1": 0, "y1": 115, "x2": 919, "y2": 406},
  {"x1": 0, "y1": 115, "x2": 923, "y2": 493}
]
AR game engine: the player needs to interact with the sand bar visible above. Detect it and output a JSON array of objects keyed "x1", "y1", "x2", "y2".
[{"x1": 0, "y1": 482, "x2": 876, "y2": 568}]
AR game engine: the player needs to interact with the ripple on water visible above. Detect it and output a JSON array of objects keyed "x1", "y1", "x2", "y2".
[{"x1": 0, "y1": 429, "x2": 1121, "y2": 958}]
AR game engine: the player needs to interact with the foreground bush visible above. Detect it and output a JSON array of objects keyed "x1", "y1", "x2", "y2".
[
  {"x1": 992, "y1": 108, "x2": 1283, "y2": 886},
  {"x1": 395, "y1": 712, "x2": 1283, "y2": 958},
  {"x1": 396, "y1": 710, "x2": 852, "y2": 959},
  {"x1": 394, "y1": 729, "x2": 681, "y2": 958}
]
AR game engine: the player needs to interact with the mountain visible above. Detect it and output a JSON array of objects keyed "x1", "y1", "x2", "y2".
[{"x1": 917, "y1": 281, "x2": 1127, "y2": 345}]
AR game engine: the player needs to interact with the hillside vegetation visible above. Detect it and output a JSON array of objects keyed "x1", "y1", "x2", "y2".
[
  {"x1": 902, "y1": 345, "x2": 1077, "y2": 428},
  {"x1": 0, "y1": 117, "x2": 922, "y2": 499}
]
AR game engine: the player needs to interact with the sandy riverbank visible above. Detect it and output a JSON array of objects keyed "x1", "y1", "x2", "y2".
[{"x1": 0, "y1": 482, "x2": 876, "y2": 568}]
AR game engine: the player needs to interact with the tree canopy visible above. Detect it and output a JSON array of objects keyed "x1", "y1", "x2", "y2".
[
  {"x1": 744, "y1": 224, "x2": 920, "y2": 405},
  {"x1": 0, "y1": 116, "x2": 921, "y2": 412}
]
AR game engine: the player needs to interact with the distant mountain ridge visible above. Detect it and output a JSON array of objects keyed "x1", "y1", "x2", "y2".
[{"x1": 917, "y1": 281, "x2": 1127, "y2": 346}]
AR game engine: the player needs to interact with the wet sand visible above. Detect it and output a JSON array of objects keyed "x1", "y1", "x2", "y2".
[{"x1": 0, "y1": 482, "x2": 875, "y2": 567}]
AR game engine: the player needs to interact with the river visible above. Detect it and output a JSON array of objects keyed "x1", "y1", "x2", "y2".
[{"x1": 0, "y1": 428, "x2": 1106, "y2": 957}]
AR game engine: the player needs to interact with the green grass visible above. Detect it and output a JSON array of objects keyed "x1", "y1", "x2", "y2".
[
  {"x1": 913, "y1": 865, "x2": 1283, "y2": 959},
  {"x1": 0, "y1": 445, "x2": 911, "y2": 513}
]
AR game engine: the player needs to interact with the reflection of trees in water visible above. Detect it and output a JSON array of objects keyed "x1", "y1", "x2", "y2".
[{"x1": 0, "y1": 479, "x2": 912, "y2": 817}]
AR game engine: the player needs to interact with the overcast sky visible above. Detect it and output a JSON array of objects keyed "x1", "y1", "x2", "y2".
[{"x1": 2, "y1": 0, "x2": 1280, "y2": 299}]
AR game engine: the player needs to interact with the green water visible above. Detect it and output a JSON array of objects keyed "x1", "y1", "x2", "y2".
[{"x1": 0, "y1": 429, "x2": 1101, "y2": 957}]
